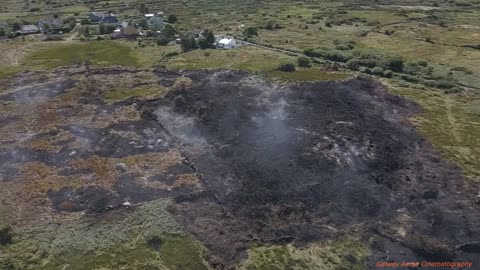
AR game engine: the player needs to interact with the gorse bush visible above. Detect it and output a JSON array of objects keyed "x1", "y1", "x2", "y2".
[
  {"x1": 277, "y1": 63, "x2": 296, "y2": 72},
  {"x1": 297, "y1": 56, "x2": 311, "y2": 67}
]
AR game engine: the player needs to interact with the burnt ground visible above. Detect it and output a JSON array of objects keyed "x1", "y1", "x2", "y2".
[{"x1": 0, "y1": 68, "x2": 479, "y2": 269}]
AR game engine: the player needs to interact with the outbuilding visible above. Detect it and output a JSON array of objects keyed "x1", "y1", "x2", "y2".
[{"x1": 216, "y1": 36, "x2": 237, "y2": 49}]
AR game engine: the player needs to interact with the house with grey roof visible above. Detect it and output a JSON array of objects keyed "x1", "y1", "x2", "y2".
[
  {"x1": 37, "y1": 17, "x2": 64, "y2": 33},
  {"x1": 88, "y1": 12, "x2": 119, "y2": 24},
  {"x1": 19, "y1": 25, "x2": 40, "y2": 35}
]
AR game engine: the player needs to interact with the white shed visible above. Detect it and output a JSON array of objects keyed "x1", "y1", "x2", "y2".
[{"x1": 217, "y1": 37, "x2": 237, "y2": 49}]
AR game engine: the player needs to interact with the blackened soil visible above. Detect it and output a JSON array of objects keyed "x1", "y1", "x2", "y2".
[
  {"x1": 0, "y1": 79, "x2": 76, "y2": 103},
  {"x1": 2, "y1": 68, "x2": 479, "y2": 269},
  {"x1": 140, "y1": 72, "x2": 480, "y2": 268}
]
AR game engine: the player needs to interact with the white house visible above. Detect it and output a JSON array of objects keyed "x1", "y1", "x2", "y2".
[{"x1": 217, "y1": 37, "x2": 237, "y2": 49}]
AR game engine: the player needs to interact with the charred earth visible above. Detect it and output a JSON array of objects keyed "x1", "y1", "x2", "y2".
[{"x1": 0, "y1": 67, "x2": 479, "y2": 269}]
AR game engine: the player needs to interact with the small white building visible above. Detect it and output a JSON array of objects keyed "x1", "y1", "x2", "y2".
[{"x1": 216, "y1": 37, "x2": 237, "y2": 49}]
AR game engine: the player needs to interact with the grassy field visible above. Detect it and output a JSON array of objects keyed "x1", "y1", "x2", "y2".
[
  {"x1": 166, "y1": 46, "x2": 294, "y2": 71},
  {"x1": 388, "y1": 81, "x2": 480, "y2": 181},
  {"x1": 26, "y1": 41, "x2": 140, "y2": 68}
]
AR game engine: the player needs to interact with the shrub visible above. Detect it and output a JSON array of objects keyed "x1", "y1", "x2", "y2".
[
  {"x1": 146, "y1": 235, "x2": 163, "y2": 250},
  {"x1": 243, "y1": 27, "x2": 258, "y2": 37},
  {"x1": 383, "y1": 70, "x2": 393, "y2": 78},
  {"x1": 335, "y1": 43, "x2": 353, "y2": 50},
  {"x1": 359, "y1": 67, "x2": 371, "y2": 74},
  {"x1": 386, "y1": 57, "x2": 404, "y2": 72},
  {"x1": 156, "y1": 35, "x2": 170, "y2": 46},
  {"x1": 371, "y1": 66, "x2": 385, "y2": 76},
  {"x1": 0, "y1": 225, "x2": 13, "y2": 245},
  {"x1": 297, "y1": 56, "x2": 311, "y2": 67},
  {"x1": 167, "y1": 14, "x2": 177, "y2": 23},
  {"x1": 165, "y1": 51, "x2": 179, "y2": 57},
  {"x1": 277, "y1": 63, "x2": 296, "y2": 72},
  {"x1": 265, "y1": 20, "x2": 276, "y2": 30}
]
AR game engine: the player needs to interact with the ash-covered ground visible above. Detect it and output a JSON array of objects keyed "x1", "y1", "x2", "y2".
[{"x1": 0, "y1": 67, "x2": 479, "y2": 269}]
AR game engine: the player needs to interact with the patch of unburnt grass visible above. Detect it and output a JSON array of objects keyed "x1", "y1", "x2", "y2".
[{"x1": 0, "y1": 199, "x2": 209, "y2": 270}]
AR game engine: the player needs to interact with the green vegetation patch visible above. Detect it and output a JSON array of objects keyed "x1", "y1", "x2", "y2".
[
  {"x1": 390, "y1": 84, "x2": 480, "y2": 181},
  {"x1": 240, "y1": 237, "x2": 370, "y2": 270},
  {"x1": 166, "y1": 47, "x2": 294, "y2": 72},
  {"x1": 26, "y1": 41, "x2": 139, "y2": 69},
  {"x1": 0, "y1": 66, "x2": 21, "y2": 79},
  {"x1": 268, "y1": 69, "x2": 351, "y2": 82},
  {"x1": 0, "y1": 199, "x2": 209, "y2": 270}
]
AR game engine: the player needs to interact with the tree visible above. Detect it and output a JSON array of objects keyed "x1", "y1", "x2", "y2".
[
  {"x1": 138, "y1": 2, "x2": 148, "y2": 14},
  {"x1": 277, "y1": 63, "x2": 296, "y2": 72},
  {"x1": 243, "y1": 27, "x2": 258, "y2": 37},
  {"x1": 205, "y1": 29, "x2": 215, "y2": 43},
  {"x1": 12, "y1": 22, "x2": 21, "y2": 31},
  {"x1": 0, "y1": 28, "x2": 5, "y2": 36},
  {"x1": 161, "y1": 24, "x2": 176, "y2": 39},
  {"x1": 198, "y1": 36, "x2": 208, "y2": 49},
  {"x1": 180, "y1": 33, "x2": 198, "y2": 52},
  {"x1": 138, "y1": 18, "x2": 148, "y2": 29},
  {"x1": 297, "y1": 56, "x2": 311, "y2": 67},
  {"x1": 167, "y1": 14, "x2": 177, "y2": 24},
  {"x1": 99, "y1": 23, "x2": 105, "y2": 34}
]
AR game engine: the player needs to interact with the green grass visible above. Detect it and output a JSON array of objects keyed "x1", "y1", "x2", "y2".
[
  {"x1": 240, "y1": 237, "x2": 370, "y2": 270},
  {"x1": 0, "y1": 199, "x2": 209, "y2": 270},
  {"x1": 0, "y1": 66, "x2": 21, "y2": 79},
  {"x1": 166, "y1": 47, "x2": 294, "y2": 71},
  {"x1": 26, "y1": 41, "x2": 140, "y2": 69},
  {"x1": 389, "y1": 83, "x2": 480, "y2": 181}
]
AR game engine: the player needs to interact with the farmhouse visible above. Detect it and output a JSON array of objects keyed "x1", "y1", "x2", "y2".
[
  {"x1": 88, "y1": 12, "x2": 119, "y2": 24},
  {"x1": 19, "y1": 25, "x2": 40, "y2": 35},
  {"x1": 216, "y1": 36, "x2": 237, "y2": 49},
  {"x1": 37, "y1": 17, "x2": 65, "y2": 33},
  {"x1": 111, "y1": 22, "x2": 141, "y2": 39}
]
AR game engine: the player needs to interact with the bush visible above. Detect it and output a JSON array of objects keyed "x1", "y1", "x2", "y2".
[
  {"x1": 297, "y1": 56, "x2": 311, "y2": 67},
  {"x1": 335, "y1": 43, "x2": 354, "y2": 50},
  {"x1": 371, "y1": 66, "x2": 385, "y2": 76},
  {"x1": 0, "y1": 225, "x2": 13, "y2": 245},
  {"x1": 146, "y1": 235, "x2": 163, "y2": 250},
  {"x1": 386, "y1": 57, "x2": 404, "y2": 72},
  {"x1": 383, "y1": 70, "x2": 393, "y2": 78},
  {"x1": 167, "y1": 14, "x2": 177, "y2": 24},
  {"x1": 243, "y1": 27, "x2": 258, "y2": 37},
  {"x1": 277, "y1": 63, "x2": 296, "y2": 72},
  {"x1": 156, "y1": 35, "x2": 170, "y2": 46},
  {"x1": 359, "y1": 67, "x2": 371, "y2": 74},
  {"x1": 165, "y1": 51, "x2": 179, "y2": 57}
]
